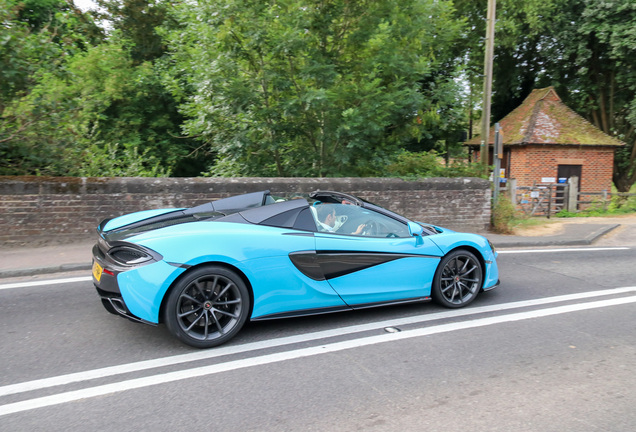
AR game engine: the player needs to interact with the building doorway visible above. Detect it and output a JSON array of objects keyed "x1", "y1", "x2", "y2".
[
  {"x1": 557, "y1": 165, "x2": 582, "y2": 188},
  {"x1": 557, "y1": 165, "x2": 582, "y2": 209}
]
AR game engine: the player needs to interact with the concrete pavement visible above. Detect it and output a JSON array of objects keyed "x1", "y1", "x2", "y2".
[
  {"x1": 0, "y1": 218, "x2": 629, "y2": 279},
  {"x1": 0, "y1": 240, "x2": 95, "y2": 279},
  {"x1": 485, "y1": 222, "x2": 620, "y2": 248}
]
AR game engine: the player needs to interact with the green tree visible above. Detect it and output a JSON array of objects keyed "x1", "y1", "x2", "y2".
[
  {"x1": 0, "y1": 0, "x2": 103, "y2": 174},
  {"x1": 94, "y1": 0, "x2": 174, "y2": 62},
  {"x1": 1, "y1": 0, "x2": 203, "y2": 177},
  {"x1": 165, "y1": 0, "x2": 466, "y2": 177},
  {"x1": 3, "y1": 37, "x2": 192, "y2": 176},
  {"x1": 546, "y1": 0, "x2": 636, "y2": 192},
  {"x1": 0, "y1": 0, "x2": 102, "y2": 101},
  {"x1": 453, "y1": 0, "x2": 562, "y2": 123},
  {"x1": 456, "y1": 0, "x2": 636, "y2": 191}
]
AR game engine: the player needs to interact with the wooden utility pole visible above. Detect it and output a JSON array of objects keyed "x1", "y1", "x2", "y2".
[
  {"x1": 480, "y1": 0, "x2": 496, "y2": 171},
  {"x1": 493, "y1": 122, "x2": 503, "y2": 206}
]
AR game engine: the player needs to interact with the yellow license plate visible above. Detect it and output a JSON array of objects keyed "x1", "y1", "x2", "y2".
[{"x1": 92, "y1": 261, "x2": 103, "y2": 282}]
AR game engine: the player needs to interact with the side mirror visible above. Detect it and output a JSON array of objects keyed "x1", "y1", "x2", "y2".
[{"x1": 407, "y1": 221, "x2": 424, "y2": 237}]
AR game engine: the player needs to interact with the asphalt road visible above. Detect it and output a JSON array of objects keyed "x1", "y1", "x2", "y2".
[{"x1": 1, "y1": 243, "x2": 635, "y2": 431}]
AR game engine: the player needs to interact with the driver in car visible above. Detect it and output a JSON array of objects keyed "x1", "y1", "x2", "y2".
[{"x1": 315, "y1": 204, "x2": 366, "y2": 235}]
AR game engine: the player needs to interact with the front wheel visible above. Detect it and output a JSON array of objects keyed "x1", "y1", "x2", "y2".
[
  {"x1": 432, "y1": 250, "x2": 483, "y2": 308},
  {"x1": 165, "y1": 266, "x2": 250, "y2": 348}
]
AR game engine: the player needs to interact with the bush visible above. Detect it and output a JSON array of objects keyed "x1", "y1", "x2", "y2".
[
  {"x1": 78, "y1": 143, "x2": 169, "y2": 177},
  {"x1": 556, "y1": 191, "x2": 636, "y2": 218},
  {"x1": 491, "y1": 195, "x2": 518, "y2": 234},
  {"x1": 385, "y1": 150, "x2": 488, "y2": 179},
  {"x1": 555, "y1": 209, "x2": 578, "y2": 218}
]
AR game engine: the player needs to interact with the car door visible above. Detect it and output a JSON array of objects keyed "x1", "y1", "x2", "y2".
[{"x1": 313, "y1": 204, "x2": 444, "y2": 307}]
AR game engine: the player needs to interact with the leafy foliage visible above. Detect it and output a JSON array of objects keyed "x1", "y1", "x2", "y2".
[
  {"x1": 557, "y1": 185, "x2": 636, "y2": 217},
  {"x1": 384, "y1": 150, "x2": 488, "y2": 179},
  {"x1": 2, "y1": 36, "x2": 188, "y2": 176},
  {"x1": 94, "y1": 0, "x2": 174, "y2": 62},
  {"x1": 1, "y1": 0, "x2": 103, "y2": 174},
  {"x1": 3, "y1": 0, "x2": 634, "y2": 187},
  {"x1": 456, "y1": 0, "x2": 636, "y2": 191},
  {"x1": 165, "y1": 0, "x2": 466, "y2": 177},
  {"x1": 80, "y1": 142, "x2": 168, "y2": 177},
  {"x1": 1, "y1": 0, "x2": 201, "y2": 177},
  {"x1": 491, "y1": 195, "x2": 518, "y2": 234},
  {"x1": 544, "y1": 0, "x2": 636, "y2": 192}
]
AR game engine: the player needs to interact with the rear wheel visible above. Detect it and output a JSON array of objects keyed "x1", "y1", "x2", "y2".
[
  {"x1": 432, "y1": 250, "x2": 482, "y2": 308},
  {"x1": 165, "y1": 266, "x2": 250, "y2": 348}
]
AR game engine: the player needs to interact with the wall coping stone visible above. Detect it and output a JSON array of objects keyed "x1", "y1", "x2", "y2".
[{"x1": 0, "y1": 176, "x2": 489, "y2": 195}]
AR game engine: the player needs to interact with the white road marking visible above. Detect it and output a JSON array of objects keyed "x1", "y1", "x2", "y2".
[
  {"x1": 498, "y1": 247, "x2": 630, "y2": 254},
  {"x1": 0, "y1": 276, "x2": 92, "y2": 291},
  {"x1": 1, "y1": 286, "x2": 635, "y2": 398},
  {"x1": 0, "y1": 288, "x2": 635, "y2": 416}
]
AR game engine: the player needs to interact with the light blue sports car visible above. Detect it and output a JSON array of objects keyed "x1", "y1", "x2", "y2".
[{"x1": 92, "y1": 190, "x2": 499, "y2": 348}]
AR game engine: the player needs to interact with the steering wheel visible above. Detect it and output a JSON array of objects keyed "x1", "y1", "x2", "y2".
[
  {"x1": 386, "y1": 232, "x2": 399, "y2": 238},
  {"x1": 362, "y1": 220, "x2": 378, "y2": 236}
]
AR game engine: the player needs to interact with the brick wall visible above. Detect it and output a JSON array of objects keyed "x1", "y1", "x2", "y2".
[
  {"x1": 508, "y1": 145, "x2": 615, "y2": 191},
  {"x1": 0, "y1": 176, "x2": 491, "y2": 247}
]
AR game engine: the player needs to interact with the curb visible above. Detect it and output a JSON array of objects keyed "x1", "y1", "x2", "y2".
[
  {"x1": 0, "y1": 263, "x2": 92, "y2": 279},
  {"x1": 487, "y1": 224, "x2": 620, "y2": 249}
]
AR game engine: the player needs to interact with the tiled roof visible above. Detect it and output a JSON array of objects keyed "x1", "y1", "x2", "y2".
[{"x1": 466, "y1": 87, "x2": 624, "y2": 147}]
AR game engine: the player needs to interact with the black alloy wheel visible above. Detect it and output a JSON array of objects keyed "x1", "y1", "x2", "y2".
[
  {"x1": 165, "y1": 266, "x2": 250, "y2": 348},
  {"x1": 432, "y1": 250, "x2": 483, "y2": 308}
]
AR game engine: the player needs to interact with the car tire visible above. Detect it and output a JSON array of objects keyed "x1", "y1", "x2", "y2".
[
  {"x1": 165, "y1": 266, "x2": 250, "y2": 348},
  {"x1": 432, "y1": 250, "x2": 482, "y2": 308}
]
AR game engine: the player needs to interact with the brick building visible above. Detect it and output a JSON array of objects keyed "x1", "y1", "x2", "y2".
[{"x1": 466, "y1": 87, "x2": 624, "y2": 192}]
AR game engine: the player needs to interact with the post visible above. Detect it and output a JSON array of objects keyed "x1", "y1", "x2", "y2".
[
  {"x1": 547, "y1": 184, "x2": 552, "y2": 218},
  {"x1": 567, "y1": 176, "x2": 579, "y2": 212},
  {"x1": 480, "y1": 0, "x2": 497, "y2": 172},
  {"x1": 508, "y1": 178, "x2": 517, "y2": 204}
]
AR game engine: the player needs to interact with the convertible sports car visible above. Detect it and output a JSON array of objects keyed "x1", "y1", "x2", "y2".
[{"x1": 92, "y1": 190, "x2": 499, "y2": 348}]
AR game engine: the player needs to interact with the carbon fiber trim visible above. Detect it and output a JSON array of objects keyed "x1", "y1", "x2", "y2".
[
  {"x1": 252, "y1": 296, "x2": 431, "y2": 321},
  {"x1": 289, "y1": 251, "x2": 437, "y2": 281}
]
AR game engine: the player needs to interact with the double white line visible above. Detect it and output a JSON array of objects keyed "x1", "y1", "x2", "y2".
[{"x1": 1, "y1": 286, "x2": 636, "y2": 417}]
